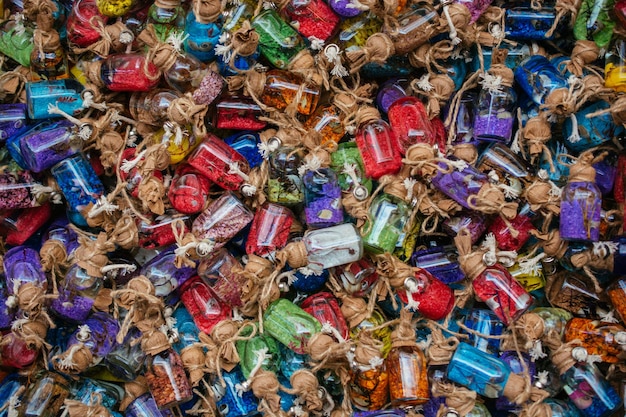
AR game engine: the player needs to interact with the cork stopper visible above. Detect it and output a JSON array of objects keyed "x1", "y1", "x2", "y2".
[
  {"x1": 192, "y1": 0, "x2": 221, "y2": 23},
  {"x1": 454, "y1": 229, "x2": 487, "y2": 280},
  {"x1": 341, "y1": 296, "x2": 370, "y2": 328},
  {"x1": 383, "y1": 177, "x2": 412, "y2": 203},
  {"x1": 231, "y1": 21, "x2": 259, "y2": 57},
  {"x1": 488, "y1": 49, "x2": 514, "y2": 87},
  {"x1": 282, "y1": 241, "x2": 309, "y2": 269},
  {"x1": 568, "y1": 151, "x2": 596, "y2": 183},
  {"x1": 353, "y1": 332, "x2": 383, "y2": 366},
  {"x1": 84, "y1": 60, "x2": 105, "y2": 88},
  {"x1": 390, "y1": 309, "x2": 416, "y2": 348},
  {"x1": 524, "y1": 117, "x2": 551, "y2": 143}
]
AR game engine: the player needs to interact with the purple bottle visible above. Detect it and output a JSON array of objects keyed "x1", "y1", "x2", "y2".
[
  {"x1": 443, "y1": 211, "x2": 489, "y2": 244},
  {"x1": 0, "y1": 277, "x2": 16, "y2": 329},
  {"x1": 496, "y1": 351, "x2": 536, "y2": 411},
  {"x1": 0, "y1": 103, "x2": 29, "y2": 143},
  {"x1": 430, "y1": 158, "x2": 489, "y2": 209},
  {"x1": 19, "y1": 119, "x2": 80, "y2": 173},
  {"x1": 41, "y1": 217, "x2": 80, "y2": 257},
  {"x1": 560, "y1": 152, "x2": 602, "y2": 242},
  {"x1": 376, "y1": 78, "x2": 409, "y2": 114},
  {"x1": 411, "y1": 245, "x2": 465, "y2": 284},
  {"x1": 65, "y1": 312, "x2": 119, "y2": 359},
  {"x1": 50, "y1": 264, "x2": 102, "y2": 323},
  {"x1": 329, "y1": 0, "x2": 363, "y2": 18},
  {"x1": 303, "y1": 168, "x2": 343, "y2": 228},
  {"x1": 140, "y1": 246, "x2": 196, "y2": 298},
  {"x1": 3, "y1": 246, "x2": 47, "y2": 294}
]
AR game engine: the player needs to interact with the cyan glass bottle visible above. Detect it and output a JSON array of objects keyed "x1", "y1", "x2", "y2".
[
  {"x1": 562, "y1": 101, "x2": 625, "y2": 152},
  {"x1": 51, "y1": 154, "x2": 104, "y2": 215},
  {"x1": 514, "y1": 55, "x2": 569, "y2": 106},
  {"x1": 211, "y1": 366, "x2": 259, "y2": 417},
  {"x1": 25, "y1": 79, "x2": 84, "y2": 120},
  {"x1": 447, "y1": 342, "x2": 511, "y2": 398},
  {"x1": 184, "y1": 11, "x2": 221, "y2": 62}
]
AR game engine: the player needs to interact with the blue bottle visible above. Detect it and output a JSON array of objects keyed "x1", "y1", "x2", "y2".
[
  {"x1": 290, "y1": 266, "x2": 328, "y2": 293},
  {"x1": 0, "y1": 103, "x2": 29, "y2": 143},
  {"x1": 184, "y1": 11, "x2": 221, "y2": 62},
  {"x1": 461, "y1": 309, "x2": 504, "y2": 355},
  {"x1": 473, "y1": 44, "x2": 533, "y2": 72},
  {"x1": 505, "y1": 5, "x2": 562, "y2": 40},
  {"x1": 172, "y1": 305, "x2": 201, "y2": 353},
  {"x1": 561, "y1": 361, "x2": 622, "y2": 417},
  {"x1": 514, "y1": 55, "x2": 569, "y2": 106},
  {"x1": 446, "y1": 342, "x2": 512, "y2": 398},
  {"x1": 19, "y1": 119, "x2": 79, "y2": 173},
  {"x1": 50, "y1": 153, "x2": 104, "y2": 215},
  {"x1": 544, "y1": 398, "x2": 585, "y2": 417},
  {"x1": 562, "y1": 101, "x2": 625, "y2": 152},
  {"x1": 224, "y1": 132, "x2": 263, "y2": 169},
  {"x1": 26, "y1": 79, "x2": 84, "y2": 120},
  {"x1": 70, "y1": 378, "x2": 124, "y2": 409},
  {"x1": 211, "y1": 366, "x2": 259, "y2": 417},
  {"x1": 0, "y1": 374, "x2": 24, "y2": 417},
  {"x1": 411, "y1": 245, "x2": 465, "y2": 284},
  {"x1": 539, "y1": 140, "x2": 571, "y2": 186}
]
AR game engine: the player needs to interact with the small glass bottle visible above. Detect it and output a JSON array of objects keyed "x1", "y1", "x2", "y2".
[
  {"x1": 104, "y1": 328, "x2": 145, "y2": 380},
  {"x1": 129, "y1": 89, "x2": 182, "y2": 127},
  {"x1": 0, "y1": 16, "x2": 34, "y2": 67},
  {"x1": 50, "y1": 264, "x2": 101, "y2": 323},
  {"x1": 0, "y1": 167, "x2": 49, "y2": 210},
  {"x1": 411, "y1": 246, "x2": 465, "y2": 285},
  {"x1": 386, "y1": 310, "x2": 429, "y2": 407},
  {"x1": 560, "y1": 153, "x2": 602, "y2": 242},
  {"x1": 564, "y1": 318, "x2": 626, "y2": 363},
  {"x1": 179, "y1": 276, "x2": 232, "y2": 335},
  {"x1": 85, "y1": 53, "x2": 161, "y2": 92},
  {"x1": 140, "y1": 247, "x2": 195, "y2": 298},
  {"x1": 362, "y1": 186, "x2": 411, "y2": 255},
  {"x1": 546, "y1": 271, "x2": 602, "y2": 316},
  {"x1": 124, "y1": 393, "x2": 165, "y2": 417},
  {"x1": 18, "y1": 372, "x2": 70, "y2": 417},
  {"x1": 184, "y1": 8, "x2": 221, "y2": 62},
  {"x1": 25, "y1": 79, "x2": 84, "y2": 120},
  {"x1": 281, "y1": 0, "x2": 339, "y2": 41},
  {"x1": 0, "y1": 103, "x2": 28, "y2": 143},
  {"x1": 382, "y1": 4, "x2": 438, "y2": 55},
  {"x1": 19, "y1": 120, "x2": 80, "y2": 173},
  {"x1": 608, "y1": 277, "x2": 626, "y2": 323},
  {"x1": 563, "y1": 101, "x2": 624, "y2": 152},
  {"x1": 144, "y1": 349, "x2": 193, "y2": 409},
  {"x1": 267, "y1": 145, "x2": 304, "y2": 205},
  {"x1": 245, "y1": 203, "x2": 294, "y2": 257},
  {"x1": 66, "y1": 0, "x2": 109, "y2": 47},
  {"x1": 303, "y1": 168, "x2": 343, "y2": 228},
  {"x1": 236, "y1": 323, "x2": 282, "y2": 378},
  {"x1": 473, "y1": 67, "x2": 517, "y2": 144},
  {"x1": 398, "y1": 269, "x2": 455, "y2": 321},
  {"x1": 333, "y1": 258, "x2": 380, "y2": 297},
  {"x1": 168, "y1": 165, "x2": 211, "y2": 215},
  {"x1": 573, "y1": 0, "x2": 616, "y2": 48},
  {"x1": 252, "y1": 8, "x2": 306, "y2": 69},
  {"x1": 304, "y1": 104, "x2": 345, "y2": 147},
  {"x1": 4, "y1": 246, "x2": 48, "y2": 291},
  {"x1": 261, "y1": 70, "x2": 320, "y2": 116},
  {"x1": 388, "y1": 96, "x2": 433, "y2": 154},
  {"x1": 224, "y1": 132, "x2": 263, "y2": 169},
  {"x1": 51, "y1": 154, "x2": 104, "y2": 214},
  {"x1": 487, "y1": 207, "x2": 535, "y2": 252},
  {"x1": 496, "y1": 351, "x2": 536, "y2": 411},
  {"x1": 197, "y1": 248, "x2": 247, "y2": 307},
  {"x1": 430, "y1": 158, "x2": 490, "y2": 209},
  {"x1": 30, "y1": 12, "x2": 69, "y2": 81},
  {"x1": 146, "y1": 0, "x2": 186, "y2": 41},
  {"x1": 301, "y1": 292, "x2": 349, "y2": 340},
  {"x1": 376, "y1": 78, "x2": 409, "y2": 114},
  {"x1": 355, "y1": 114, "x2": 402, "y2": 180},
  {"x1": 349, "y1": 336, "x2": 389, "y2": 411},
  {"x1": 514, "y1": 55, "x2": 569, "y2": 106},
  {"x1": 290, "y1": 223, "x2": 363, "y2": 272},
  {"x1": 211, "y1": 366, "x2": 259, "y2": 416},
  {"x1": 187, "y1": 133, "x2": 253, "y2": 192},
  {"x1": 461, "y1": 309, "x2": 504, "y2": 355},
  {"x1": 504, "y1": 4, "x2": 562, "y2": 40},
  {"x1": 192, "y1": 191, "x2": 254, "y2": 251},
  {"x1": 263, "y1": 298, "x2": 322, "y2": 354},
  {"x1": 215, "y1": 96, "x2": 267, "y2": 131},
  {"x1": 606, "y1": 34, "x2": 626, "y2": 92},
  {"x1": 560, "y1": 360, "x2": 622, "y2": 417},
  {"x1": 476, "y1": 142, "x2": 535, "y2": 186},
  {"x1": 330, "y1": 141, "x2": 373, "y2": 197}
]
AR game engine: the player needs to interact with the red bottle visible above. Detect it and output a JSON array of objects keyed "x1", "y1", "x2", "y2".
[
  {"x1": 215, "y1": 96, "x2": 267, "y2": 131},
  {"x1": 138, "y1": 215, "x2": 191, "y2": 249},
  {"x1": 281, "y1": 0, "x2": 340, "y2": 41},
  {"x1": 187, "y1": 134, "x2": 252, "y2": 192},
  {"x1": 179, "y1": 276, "x2": 232, "y2": 334},
  {"x1": 355, "y1": 117, "x2": 402, "y2": 180},
  {"x1": 487, "y1": 210, "x2": 535, "y2": 252},
  {"x1": 429, "y1": 116, "x2": 448, "y2": 153},
  {"x1": 168, "y1": 164, "x2": 211, "y2": 215},
  {"x1": 615, "y1": 0, "x2": 626, "y2": 29},
  {"x1": 333, "y1": 258, "x2": 379, "y2": 297},
  {"x1": 387, "y1": 96, "x2": 434, "y2": 154},
  {"x1": 301, "y1": 292, "x2": 349, "y2": 340},
  {"x1": 66, "y1": 0, "x2": 109, "y2": 47},
  {"x1": 398, "y1": 269, "x2": 454, "y2": 321},
  {"x1": 86, "y1": 53, "x2": 161, "y2": 92},
  {"x1": 119, "y1": 148, "x2": 164, "y2": 198},
  {"x1": 245, "y1": 203, "x2": 294, "y2": 257},
  {"x1": 0, "y1": 332, "x2": 39, "y2": 368},
  {"x1": 3, "y1": 204, "x2": 52, "y2": 246}
]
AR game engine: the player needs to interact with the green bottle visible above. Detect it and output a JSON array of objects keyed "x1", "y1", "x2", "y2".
[
  {"x1": 263, "y1": 298, "x2": 322, "y2": 354},
  {"x1": 251, "y1": 8, "x2": 305, "y2": 69},
  {"x1": 330, "y1": 142, "x2": 373, "y2": 198},
  {"x1": 0, "y1": 17, "x2": 34, "y2": 67},
  {"x1": 573, "y1": 0, "x2": 615, "y2": 48},
  {"x1": 235, "y1": 323, "x2": 282, "y2": 379}
]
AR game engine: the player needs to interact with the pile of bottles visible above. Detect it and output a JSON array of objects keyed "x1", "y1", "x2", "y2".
[{"x1": 4, "y1": 0, "x2": 626, "y2": 416}]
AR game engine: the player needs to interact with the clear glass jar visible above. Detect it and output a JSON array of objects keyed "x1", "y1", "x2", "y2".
[
  {"x1": 301, "y1": 223, "x2": 363, "y2": 272},
  {"x1": 144, "y1": 349, "x2": 193, "y2": 409},
  {"x1": 473, "y1": 86, "x2": 517, "y2": 144}
]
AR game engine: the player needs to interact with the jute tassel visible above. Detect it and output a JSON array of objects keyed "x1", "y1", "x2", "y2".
[
  {"x1": 280, "y1": 370, "x2": 324, "y2": 414},
  {"x1": 171, "y1": 219, "x2": 214, "y2": 268},
  {"x1": 119, "y1": 378, "x2": 149, "y2": 411},
  {"x1": 565, "y1": 40, "x2": 600, "y2": 77},
  {"x1": 432, "y1": 381, "x2": 477, "y2": 417},
  {"x1": 52, "y1": 324, "x2": 95, "y2": 374},
  {"x1": 74, "y1": 232, "x2": 116, "y2": 278},
  {"x1": 71, "y1": 19, "x2": 134, "y2": 58},
  {"x1": 61, "y1": 393, "x2": 112, "y2": 417}
]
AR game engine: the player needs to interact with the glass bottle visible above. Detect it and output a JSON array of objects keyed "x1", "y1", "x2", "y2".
[
  {"x1": 0, "y1": 103, "x2": 28, "y2": 144},
  {"x1": 362, "y1": 188, "x2": 411, "y2": 255},
  {"x1": 30, "y1": 13, "x2": 69, "y2": 81},
  {"x1": 411, "y1": 246, "x2": 465, "y2": 285},
  {"x1": 387, "y1": 96, "x2": 433, "y2": 154},
  {"x1": 304, "y1": 104, "x2": 345, "y2": 147},
  {"x1": 476, "y1": 142, "x2": 535, "y2": 186},
  {"x1": 236, "y1": 323, "x2": 282, "y2": 378},
  {"x1": 51, "y1": 154, "x2": 104, "y2": 214},
  {"x1": 1, "y1": 331, "x2": 38, "y2": 369},
  {"x1": 124, "y1": 393, "x2": 165, "y2": 417},
  {"x1": 564, "y1": 318, "x2": 626, "y2": 363},
  {"x1": 472, "y1": 262, "x2": 533, "y2": 326},
  {"x1": 573, "y1": 0, "x2": 616, "y2": 48},
  {"x1": 281, "y1": 0, "x2": 339, "y2": 40},
  {"x1": 144, "y1": 349, "x2": 193, "y2": 409},
  {"x1": 349, "y1": 308, "x2": 393, "y2": 357},
  {"x1": 386, "y1": 311, "x2": 429, "y2": 407},
  {"x1": 430, "y1": 158, "x2": 490, "y2": 209},
  {"x1": 496, "y1": 351, "x2": 536, "y2": 411},
  {"x1": 461, "y1": 309, "x2": 504, "y2": 355},
  {"x1": 295, "y1": 223, "x2": 363, "y2": 272},
  {"x1": 163, "y1": 51, "x2": 206, "y2": 93},
  {"x1": 349, "y1": 336, "x2": 389, "y2": 411},
  {"x1": 560, "y1": 153, "x2": 602, "y2": 242},
  {"x1": 224, "y1": 132, "x2": 263, "y2": 169},
  {"x1": 487, "y1": 207, "x2": 535, "y2": 252},
  {"x1": 330, "y1": 141, "x2": 373, "y2": 197},
  {"x1": 563, "y1": 101, "x2": 624, "y2": 152},
  {"x1": 605, "y1": 34, "x2": 626, "y2": 92},
  {"x1": 398, "y1": 269, "x2": 455, "y2": 321},
  {"x1": 0, "y1": 16, "x2": 34, "y2": 67},
  {"x1": 19, "y1": 120, "x2": 80, "y2": 173},
  {"x1": 187, "y1": 133, "x2": 253, "y2": 191},
  {"x1": 616, "y1": 0, "x2": 626, "y2": 28},
  {"x1": 514, "y1": 55, "x2": 569, "y2": 106},
  {"x1": 443, "y1": 211, "x2": 489, "y2": 243},
  {"x1": 251, "y1": 8, "x2": 306, "y2": 69},
  {"x1": 301, "y1": 292, "x2": 349, "y2": 340},
  {"x1": 260, "y1": 70, "x2": 320, "y2": 116},
  {"x1": 504, "y1": 4, "x2": 562, "y2": 40},
  {"x1": 104, "y1": 328, "x2": 145, "y2": 381},
  {"x1": 560, "y1": 361, "x2": 622, "y2": 417},
  {"x1": 184, "y1": 10, "x2": 221, "y2": 62},
  {"x1": 197, "y1": 248, "x2": 247, "y2": 307},
  {"x1": 138, "y1": 215, "x2": 191, "y2": 249},
  {"x1": 168, "y1": 165, "x2": 211, "y2": 215},
  {"x1": 2, "y1": 204, "x2": 53, "y2": 246},
  {"x1": 4, "y1": 246, "x2": 48, "y2": 291},
  {"x1": 18, "y1": 372, "x2": 70, "y2": 417},
  {"x1": 0, "y1": 167, "x2": 51, "y2": 210},
  {"x1": 25, "y1": 79, "x2": 84, "y2": 120},
  {"x1": 222, "y1": 0, "x2": 257, "y2": 32},
  {"x1": 355, "y1": 116, "x2": 402, "y2": 180},
  {"x1": 50, "y1": 264, "x2": 101, "y2": 323},
  {"x1": 211, "y1": 366, "x2": 259, "y2": 416},
  {"x1": 245, "y1": 203, "x2": 294, "y2": 257},
  {"x1": 129, "y1": 89, "x2": 182, "y2": 127},
  {"x1": 86, "y1": 53, "x2": 161, "y2": 92},
  {"x1": 267, "y1": 145, "x2": 304, "y2": 205},
  {"x1": 192, "y1": 191, "x2": 254, "y2": 251},
  {"x1": 215, "y1": 96, "x2": 267, "y2": 131},
  {"x1": 508, "y1": 255, "x2": 546, "y2": 293},
  {"x1": 263, "y1": 298, "x2": 321, "y2": 354},
  {"x1": 382, "y1": 4, "x2": 438, "y2": 55},
  {"x1": 140, "y1": 247, "x2": 195, "y2": 298},
  {"x1": 302, "y1": 168, "x2": 343, "y2": 228},
  {"x1": 333, "y1": 258, "x2": 380, "y2": 297},
  {"x1": 473, "y1": 72, "x2": 517, "y2": 144},
  {"x1": 179, "y1": 276, "x2": 232, "y2": 334},
  {"x1": 376, "y1": 78, "x2": 409, "y2": 114},
  {"x1": 146, "y1": 0, "x2": 186, "y2": 41},
  {"x1": 67, "y1": 0, "x2": 109, "y2": 47},
  {"x1": 608, "y1": 277, "x2": 626, "y2": 323}
]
